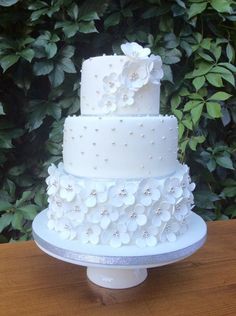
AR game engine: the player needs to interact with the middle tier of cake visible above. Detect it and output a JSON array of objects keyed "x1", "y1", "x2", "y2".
[{"x1": 63, "y1": 115, "x2": 179, "y2": 179}]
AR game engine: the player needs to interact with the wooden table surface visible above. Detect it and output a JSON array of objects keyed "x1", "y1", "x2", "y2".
[{"x1": 0, "y1": 219, "x2": 236, "y2": 316}]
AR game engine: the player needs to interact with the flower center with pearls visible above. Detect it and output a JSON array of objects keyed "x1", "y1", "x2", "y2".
[
  {"x1": 169, "y1": 187, "x2": 175, "y2": 193},
  {"x1": 130, "y1": 212, "x2": 137, "y2": 219},
  {"x1": 130, "y1": 72, "x2": 139, "y2": 81},
  {"x1": 90, "y1": 189, "x2": 97, "y2": 196},
  {"x1": 155, "y1": 207, "x2": 161, "y2": 215},
  {"x1": 119, "y1": 188, "x2": 127, "y2": 197},
  {"x1": 144, "y1": 188, "x2": 151, "y2": 196},
  {"x1": 100, "y1": 208, "x2": 108, "y2": 216},
  {"x1": 123, "y1": 94, "x2": 128, "y2": 101},
  {"x1": 66, "y1": 185, "x2": 73, "y2": 192},
  {"x1": 143, "y1": 231, "x2": 150, "y2": 239},
  {"x1": 113, "y1": 231, "x2": 120, "y2": 238},
  {"x1": 109, "y1": 81, "x2": 114, "y2": 88},
  {"x1": 74, "y1": 205, "x2": 81, "y2": 212}
]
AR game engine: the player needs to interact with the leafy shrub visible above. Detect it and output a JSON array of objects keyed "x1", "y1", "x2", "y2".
[{"x1": 0, "y1": 0, "x2": 235, "y2": 242}]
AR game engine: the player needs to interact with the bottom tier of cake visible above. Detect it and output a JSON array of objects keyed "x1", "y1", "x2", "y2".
[{"x1": 46, "y1": 163, "x2": 195, "y2": 248}]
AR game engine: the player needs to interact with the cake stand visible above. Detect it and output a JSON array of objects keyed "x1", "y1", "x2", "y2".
[{"x1": 32, "y1": 210, "x2": 207, "y2": 289}]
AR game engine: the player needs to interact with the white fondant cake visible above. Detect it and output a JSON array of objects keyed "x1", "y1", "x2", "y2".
[{"x1": 46, "y1": 42, "x2": 195, "y2": 248}]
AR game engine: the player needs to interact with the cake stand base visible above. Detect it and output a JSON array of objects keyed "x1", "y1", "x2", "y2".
[
  {"x1": 32, "y1": 210, "x2": 207, "y2": 289},
  {"x1": 87, "y1": 267, "x2": 148, "y2": 289}
]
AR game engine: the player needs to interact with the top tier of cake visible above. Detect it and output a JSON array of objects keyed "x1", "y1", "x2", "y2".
[{"x1": 80, "y1": 43, "x2": 163, "y2": 116}]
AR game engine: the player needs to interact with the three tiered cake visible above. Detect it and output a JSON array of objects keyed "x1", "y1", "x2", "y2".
[{"x1": 46, "y1": 42, "x2": 195, "y2": 248}]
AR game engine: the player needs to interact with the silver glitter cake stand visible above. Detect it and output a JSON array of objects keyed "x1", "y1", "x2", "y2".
[{"x1": 32, "y1": 209, "x2": 207, "y2": 289}]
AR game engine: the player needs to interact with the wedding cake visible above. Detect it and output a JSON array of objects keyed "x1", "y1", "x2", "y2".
[{"x1": 46, "y1": 42, "x2": 195, "y2": 248}]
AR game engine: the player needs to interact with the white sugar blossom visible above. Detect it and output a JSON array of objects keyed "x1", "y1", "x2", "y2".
[
  {"x1": 149, "y1": 54, "x2": 163, "y2": 84},
  {"x1": 99, "y1": 94, "x2": 116, "y2": 114},
  {"x1": 178, "y1": 218, "x2": 188, "y2": 235},
  {"x1": 46, "y1": 164, "x2": 61, "y2": 195},
  {"x1": 48, "y1": 196, "x2": 65, "y2": 219},
  {"x1": 57, "y1": 218, "x2": 77, "y2": 240},
  {"x1": 151, "y1": 201, "x2": 173, "y2": 227},
  {"x1": 174, "y1": 198, "x2": 189, "y2": 221},
  {"x1": 135, "y1": 226, "x2": 158, "y2": 248},
  {"x1": 160, "y1": 220, "x2": 181, "y2": 242},
  {"x1": 125, "y1": 204, "x2": 147, "y2": 232},
  {"x1": 116, "y1": 86, "x2": 135, "y2": 107},
  {"x1": 109, "y1": 181, "x2": 138, "y2": 207},
  {"x1": 121, "y1": 60, "x2": 153, "y2": 91},
  {"x1": 121, "y1": 42, "x2": 151, "y2": 59},
  {"x1": 59, "y1": 175, "x2": 77, "y2": 202},
  {"x1": 80, "y1": 181, "x2": 108, "y2": 208},
  {"x1": 88, "y1": 204, "x2": 119, "y2": 229},
  {"x1": 138, "y1": 179, "x2": 161, "y2": 206},
  {"x1": 163, "y1": 177, "x2": 183, "y2": 203},
  {"x1": 67, "y1": 199, "x2": 88, "y2": 225},
  {"x1": 103, "y1": 72, "x2": 120, "y2": 94},
  {"x1": 106, "y1": 224, "x2": 130, "y2": 248},
  {"x1": 181, "y1": 173, "x2": 196, "y2": 198},
  {"x1": 80, "y1": 224, "x2": 101, "y2": 245}
]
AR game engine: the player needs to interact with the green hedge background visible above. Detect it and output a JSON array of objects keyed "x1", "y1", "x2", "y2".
[{"x1": 0, "y1": 0, "x2": 235, "y2": 242}]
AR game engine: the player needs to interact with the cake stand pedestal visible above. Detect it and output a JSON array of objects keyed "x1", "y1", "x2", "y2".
[{"x1": 32, "y1": 210, "x2": 207, "y2": 289}]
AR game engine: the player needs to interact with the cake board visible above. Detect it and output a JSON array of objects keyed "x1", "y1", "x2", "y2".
[{"x1": 32, "y1": 209, "x2": 207, "y2": 289}]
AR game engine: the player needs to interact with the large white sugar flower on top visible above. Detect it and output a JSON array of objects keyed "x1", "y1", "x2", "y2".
[
  {"x1": 46, "y1": 164, "x2": 61, "y2": 195},
  {"x1": 88, "y1": 204, "x2": 119, "y2": 229},
  {"x1": 160, "y1": 220, "x2": 181, "y2": 242},
  {"x1": 103, "y1": 72, "x2": 120, "y2": 94},
  {"x1": 80, "y1": 181, "x2": 108, "y2": 208},
  {"x1": 109, "y1": 181, "x2": 138, "y2": 207},
  {"x1": 59, "y1": 175, "x2": 77, "y2": 202},
  {"x1": 149, "y1": 54, "x2": 163, "y2": 84},
  {"x1": 138, "y1": 179, "x2": 161, "y2": 206},
  {"x1": 125, "y1": 204, "x2": 147, "y2": 232},
  {"x1": 121, "y1": 42, "x2": 151, "y2": 59},
  {"x1": 121, "y1": 59, "x2": 153, "y2": 91},
  {"x1": 151, "y1": 201, "x2": 173, "y2": 227},
  {"x1": 116, "y1": 86, "x2": 135, "y2": 108},
  {"x1": 99, "y1": 94, "x2": 116, "y2": 114},
  {"x1": 163, "y1": 177, "x2": 183, "y2": 203},
  {"x1": 135, "y1": 226, "x2": 158, "y2": 248}
]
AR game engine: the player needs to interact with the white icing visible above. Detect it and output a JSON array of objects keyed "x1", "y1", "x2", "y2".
[
  {"x1": 63, "y1": 115, "x2": 178, "y2": 179},
  {"x1": 46, "y1": 163, "x2": 195, "y2": 247},
  {"x1": 80, "y1": 56, "x2": 161, "y2": 115}
]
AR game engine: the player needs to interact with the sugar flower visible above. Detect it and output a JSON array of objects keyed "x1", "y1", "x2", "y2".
[
  {"x1": 149, "y1": 54, "x2": 163, "y2": 84},
  {"x1": 79, "y1": 224, "x2": 101, "y2": 245},
  {"x1": 125, "y1": 204, "x2": 147, "y2": 232},
  {"x1": 135, "y1": 226, "x2": 158, "y2": 248},
  {"x1": 88, "y1": 204, "x2": 119, "y2": 229},
  {"x1": 160, "y1": 220, "x2": 181, "y2": 242},
  {"x1": 59, "y1": 175, "x2": 77, "y2": 202},
  {"x1": 151, "y1": 201, "x2": 172, "y2": 227},
  {"x1": 103, "y1": 72, "x2": 121, "y2": 94},
  {"x1": 138, "y1": 179, "x2": 161, "y2": 206},
  {"x1": 109, "y1": 181, "x2": 138, "y2": 207},
  {"x1": 80, "y1": 181, "x2": 108, "y2": 208},
  {"x1": 121, "y1": 42, "x2": 151, "y2": 59},
  {"x1": 116, "y1": 86, "x2": 135, "y2": 108},
  {"x1": 98, "y1": 94, "x2": 117, "y2": 114}
]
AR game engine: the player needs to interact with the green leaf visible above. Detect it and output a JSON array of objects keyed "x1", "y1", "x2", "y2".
[
  {"x1": 216, "y1": 155, "x2": 234, "y2": 170},
  {"x1": 207, "y1": 159, "x2": 216, "y2": 172},
  {"x1": 11, "y1": 212, "x2": 24, "y2": 230},
  {"x1": 182, "y1": 118, "x2": 193, "y2": 130},
  {"x1": 192, "y1": 76, "x2": 205, "y2": 90},
  {"x1": 222, "y1": 186, "x2": 236, "y2": 198},
  {"x1": 220, "y1": 72, "x2": 235, "y2": 87},
  {"x1": 191, "y1": 103, "x2": 204, "y2": 124},
  {"x1": 0, "y1": 103, "x2": 5, "y2": 115},
  {"x1": 33, "y1": 61, "x2": 53, "y2": 76},
  {"x1": 45, "y1": 42, "x2": 57, "y2": 59},
  {"x1": 209, "y1": 92, "x2": 232, "y2": 101},
  {"x1": 187, "y1": 62, "x2": 212, "y2": 78},
  {"x1": 0, "y1": 201, "x2": 13, "y2": 212},
  {"x1": 0, "y1": 55, "x2": 20, "y2": 72},
  {"x1": 0, "y1": 213, "x2": 12, "y2": 233},
  {"x1": 19, "y1": 48, "x2": 34, "y2": 62},
  {"x1": 183, "y1": 100, "x2": 202, "y2": 112},
  {"x1": 59, "y1": 58, "x2": 76, "y2": 73},
  {"x1": 178, "y1": 122, "x2": 185, "y2": 139},
  {"x1": 79, "y1": 21, "x2": 98, "y2": 33},
  {"x1": 226, "y1": 43, "x2": 234, "y2": 62},
  {"x1": 49, "y1": 66, "x2": 64, "y2": 87},
  {"x1": 15, "y1": 191, "x2": 33, "y2": 208},
  {"x1": 18, "y1": 205, "x2": 39, "y2": 220},
  {"x1": 0, "y1": 0, "x2": 19, "y2": 6},
  {"x1": 206, "y1": 73, "x2": 223, "y2": 87},
  {"x1": 210, "y1": 0, "x2": 232, "y2": 13},
  {"x1": 80, "y1": 11, "x2": 100, "y2": 21},
  {"x1": 188, "y1": 2, "x2": 207, "y2": 19},
  {"x1": 206, "y1": 102, "x2": 221, "y2": 118}
]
